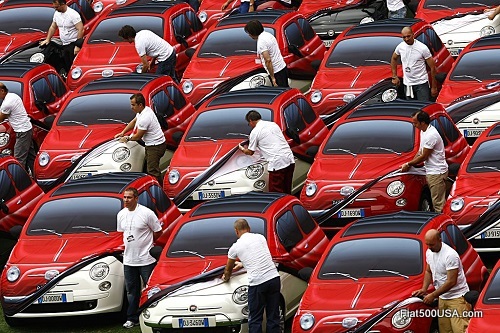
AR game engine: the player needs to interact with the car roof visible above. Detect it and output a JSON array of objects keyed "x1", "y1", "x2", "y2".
[
  {"x1": 79, "y1": 74, "x2": 164, "y2": 93},
  {"x1": 488, "y1": 123, "x2": 500, "y2": 137},
  {"x1": 207, "y1": 87, "x2": 290, "y2": 107},
  {"x1": 344, "y1": 18, "x2": 422, "y2": 36},
  {"x1": 0, "y1": 62, "x2": 47, "y2": 78},
  {"x1": 110, "y1": 0, "x2": 184, "y2": 16},
  {"x1": 469, "y1": 34, "x2": 500, "y2": 49},
  {"x1": 190, "y1": 192, "x2": 287, "y2": 217},
  {"x1": 341, "y1": 211, "x2": 438, "y2": 237},
  {"x1": 50, "y1": 172, "x2": 147, "y2": 197},
  {"x1": 216, "y1": 9, "x2": 289, "y2": 27},
  {"x1": 346, "y1": 100, "x2": 433, "y2": 119}
]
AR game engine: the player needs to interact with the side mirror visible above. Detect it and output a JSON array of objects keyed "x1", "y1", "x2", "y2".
[
  {"x1": 43, "y1": 114, "x2": 55, "y2": 128},
  {"x1": 175, "y1": 35, "x2": 189, "y2": 48},
  {"x1": 310, "y1": 60, "x2": 321, "y2": 71},
  {"x1": 288, "y1": 44, "x2": 303, "y2": 58},
  {"x1": 435, "y1": 72, "x2": 447, "y2": 84},
  {"x1": 298, "y1": 267, "x2": 313, "y2": 282},
  {"x1": 306, "y1": 146, "x2": 319, "y2": 158},
  {"x1": 35, "y1": 100, "x2": 50, "y2": 115},
  {"x1": 285, "y1": 128, "x2": 300, "y2": 144},
  {"x1": 172, "y1": 131, "x2": 184, "y2": 144},
  {"x1": 149, "y1": 245, "x2": 163, "y2": 261},
  {"x1": 185, "y1": 48, "x2": 195, "y2": 59},
  {"x1": 9, "y1": 225, "x2": 22, "y2": 240},
  {"x1": 464, "y1": 290, "x2": 480, "y2": 308}
]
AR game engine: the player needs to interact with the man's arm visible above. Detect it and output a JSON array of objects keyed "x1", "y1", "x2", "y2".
[
  {"x1": 390, "y1": 52, "x2": 400, "y2": 87},
  {"x1": 74, "y1": 21, "x2": 84, "y2": 55},
  {"x1": 422, "y1": 268, "x2": 458, "y2": 304},
  {"x1": 40, "y1": 22, "x2": 58, "y2": 46},
  {"x1": 401, "y1": 147, "x2": 432, "y2": 172},
  {"x1": 412, "y1": 264, "x2": 433, "y2": 300},
  {"x1": 221, "y1": 0, "x2": 235, "y2": 10},
  {"x1": 0, "y1": 112, "x2": 8, "y2": 122},
  {"x1": 115, "y1": 117, "x2": 137, "y2": 139},
  {"x1": 153, "y1": 230, "x2": 162, "y2": 241},
  {"x1": 140, "y1": 55, "x2": 150, "y2": 73},
  {"x1": 425, "y1": 56, "x2": 438, "y2": 97},
  {"x1": 261, "y1": 50, "x2": 277, "y2": 87},
  {"x1": 488, "y1": 5, "x2": 500, "y2": 20},
  {"x1": 238, "y1": 143, "x2": 255, "y2": 156},
  {"x1": 222, "y1": 258, "x2": 236, "y2": 282}
]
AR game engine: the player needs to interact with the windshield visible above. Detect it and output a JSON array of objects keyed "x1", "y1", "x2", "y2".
[
  {"x1": 26, "y1": 197, "x2": 121, "y2": 236},
  {"x1": 318, "y1": 237, "x2": 422, "y2": 280},
  {"x1": 167, "y1": 216, "x2": 266, "y2": 257},
  {"x1": 483, "y1": 267, "x2": 500, "y2": 304},
  {"x1": 88, "y1": 16, "x2": 164, "y2": 44},
  {"x1": 326, "y1": 36, "x2": 401, "y2": 68},
  {"x1": 0, "y1": 81, "x2": 22, "y2": 98},
  {"x1": 450, "y1": 49, "x2": 500, "y2": 82},
  {"x1": 423, "y1": 0, "x2": 497, "y2": 9},
  {"x1": 198, "y1": 27, "x2": 274, "y2": 58},
  {"x1": 185, "y1": 107, "x2": 273, "y2": 142},
  {"x1": 0, "y1": 7, "x2": 53, "y2": 34},
  {"x1": 57, "y1": 93, "x2": 135, "y2": 126},
  {"x1": 323, "y1": 120, "x2": 414, "y2": 155},
  {"x1": 466, "y1": 139, "x2": 500, "y2": 173}
]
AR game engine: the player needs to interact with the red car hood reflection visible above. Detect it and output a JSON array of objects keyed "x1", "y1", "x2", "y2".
[
  {"x1": 43, "y1": 126, "x2": 124, "y2": 150},
  {"x1": 183, "y1": 56, "x2": 260, "y2": 79},
  {"x1": 313, "y1": 67, "x2": 391, "y2": 90},
  {"x1": 451, "y1": 174, "x2": 500, "y2": 198},
  {"x1": 0, "y1": 34, "x2": 43, "y2": 59},
  {"x1": 438, "y1": 81, "x2": 493, "y2": 106},
  {"x1": 74, "y1": 43, "x2": 139, "y2": 66},
  {"x1": 170, "y1": 142, "x2": 238, "y2": 168}
]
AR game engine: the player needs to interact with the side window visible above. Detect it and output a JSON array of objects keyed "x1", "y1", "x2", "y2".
[
  {"x1": 172, "y1": 14, "x2": 192, "y2": 39},
  {"x1": 167, "y1": 85, "x2": 187, "y2": 109},
  {"x1": 152, "y1": 90, "x2": 173, "y2": 129},
  {"x1": 7, "y1": 164, "x2": 31, "y2": 192},
  {"x1": 283, "y1": 103, "x2": 306, "y2": 133},
  {"x1": 425, "y1": 28, "x2": 443, "y2": 53},
  {"x1": 441, "y1": 230, "x2": 451, "y2": 247},
  {"x1": 284, "y1": 22, "x2": 304, "y2": 48},
  {"x1": 47, "y1": 74, "x2": 67, "y2": 98},
  {"x1": 32, "y1": 78, "x2": 55, "y2": 104},
  {"x1": 292, "y1": 204, "x2": 315, "y2": 234},
  {"x1": 438, "y1": 116, "x2": 459, "y2": 142},
  {"x1": 138, "y1": 190, "x2": 157, "y2": 214},
  {"x1": 447, "y1": 225, "x2": 468, "y2": 255},
  {"x1": 186, "y1": 10, "x2": 203, "y2": 32},
  {"x1": 276, "y1": 211, "x2": 303, "y2": 252},
  {"x1": 415, "y1": 32, "x2": 434, "y2": 56},
  {"x1": 297, "y1": 98, "x2": 316, "y2": 124},
  {"x1": 298, "y1": 18, "x2": 315, "y2": 41},
  {"x1": 430, "y1": 119, "x2": 448, "y2": 146},
  {"x1": 149, "y1": 185, "x2": 171, "y2": 213},
  {"x1": 0, "y1": 170, "x2": 16, "y2": 203}
]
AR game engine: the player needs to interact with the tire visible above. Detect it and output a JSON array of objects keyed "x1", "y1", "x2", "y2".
[{"x1": 419, "y1": 190, "x2": 433, "y2": 212}]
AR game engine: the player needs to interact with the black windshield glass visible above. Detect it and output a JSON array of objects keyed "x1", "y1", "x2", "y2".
[
  {"x1": 466, "y1": 139, "x2": 500, "y2": 173},
  {"x1": 423, "y1": 0, "x2": 498, "y2": 9},
  {"x1": 483, "y1": 268, "x2": 500, "y2": 304},
  {"x1": 0, "y1": 7, "x2": 53, "y2": 34},
  {"x1": 89, "y1": 16, "x2": 164, "y2": 43},
  {"x1": 0, "y1": 81, "x2": 22, "y2": 97},
  {"x1": 450, "y1": 49, "x2": 500, "y2": 82}
]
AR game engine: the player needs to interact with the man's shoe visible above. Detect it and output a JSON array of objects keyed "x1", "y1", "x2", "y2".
[{"x1": 123, "y1": 320, "x2": 139, "y2": 329}]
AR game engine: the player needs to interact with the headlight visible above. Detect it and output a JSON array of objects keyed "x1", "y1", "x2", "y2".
[
  {"x1": 300, "y1": 313, "x2": 315, "y2": 330},
  {"x1": 391, "y1": 309, "x2": 411, "y2": 329},
  {"x1": 343, "y1": 93, "x2": 355, "y2": 103},
  {"x1": 168, "y1": 169, "x2": 180, "y2": 184},
  {"x1": 30, "y1": 52, "x2": 45, "y2": 63},
  {"x1": 249, "y1": 75, "x2": 266, "y2": 88},
  {"x1": 450, "y1": 198, "x2": 464, "y2": 212},
  {"x1": 71, "y1": 67, "x2": 82, "y2": 80},
  {"x1": 112, "y1": 147, "x2": 130, "y2": 162},
  {"x1": 232, "y1": 285, "x2": 248, "y2": 305},
  {"x1": 310, "y1": 90, "x2": 322, "y2": 104},
  {"x1": 0, "y1": 132, "x2": 10, "y2": 147},
  {"x1": 481, "y1": 25, "x2": 495, "y2": 36},
  {"x1": 387, "y1": 180, "x2": 405, "y2": 197},
  {"x1": 93, "y1": 1, "x2": 103, "y2": 12},
  {"x1": 7, "y1": 266, "x2": 20, "y2": 282},
  {"x1": 198, "y1": 11, "x2": 208, "y2": 23},
  {"x1": 245, "y1": 164, "x2": 264, "y2": 179},
  {"x1": 182, "y1": 80, "x2": 194, "y2": 94},
  {"x1": 305, "y1": 182, "x2": 317, "y2": 197},
  {"x1": 147, "y1": 286, "x2": 161, "y2": 299},
  {"x1": 381, "y1": 88, "x2": 398, "y2": 102},
  {"x1": 38, "y1": 152, "x2": 50, "y2": 167},
  {"x1": 89, "y1": 262, "x2": 109, "y2": 281}
]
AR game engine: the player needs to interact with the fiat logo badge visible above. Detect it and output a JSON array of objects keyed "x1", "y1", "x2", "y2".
[
  {"x1": 340, "y1": 186, "x2": 355, "y2": 196},
  {"x1": 189, "y1": 305, "x2": 197, "y2": 312}
]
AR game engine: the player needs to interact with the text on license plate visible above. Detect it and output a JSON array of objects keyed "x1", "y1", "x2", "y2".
[
  {"x1": 35, "y1": 293, "x2": 72, "y2": 304},
  {"x1": 479, "y1": 228, "x2": 500, "y2": 239},
  {"x1": 71, "y1": 173, "x2": 92, "y2": 180},
  {"x1": 464, "y1": 129, "x2": 483, "y2": 137},
  {"x1": 450, "y1": 48, "x2": 462, "y2": 57},
  {"x1": 193, "y1": 190, "x2": 230, "y2": 200},
  {"x1": 178, "y1": 318, "x2": 209, "y2": 328},
  {"x1": 323, "y1": 40, "x2": 334, "y2": 48},
  {"x1": 337, "y1": 209, "x2": 364, "y2": 218}
]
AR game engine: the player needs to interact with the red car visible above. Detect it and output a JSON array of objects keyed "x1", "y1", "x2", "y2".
[
  {"x1": 0, "y1": 172, "x2": 182, "y2": 325},
  {"x1": 443, "y1": 122, "x2": 500, "y2": 230},
  {"x1": 300, "y1": 100, "x2": 470, "y2": 234},
  {"x1": 308, "y1": 18, "x2": 454, "y2": 116},
  {"x1": 34, "y1": 73, "x2": 196, "y2": 189},
  {"x1": 436, "y1": 34, "x2": 500, "y2": 108},
  {"x1": 139, "y1": 191, "x2": 328, "y2": 333},
  {"x1": 67, "y1": 0, "x2": 207, "y2": 90},
  {"x1": 180, "y1": 10, "x2": 326, "y2": 107},
  {"x1": 415, "y1": 0, "x2": 497, "y2": 24},
  {"x1": 164, "y1": 87, "x2": 329, "y2": 209},
  {"x1": 292, "y1": 211, "x2": 488, "y2": 333},
  {"x1": 0, "y1": 62, "x2": 70, "y2": 162}
]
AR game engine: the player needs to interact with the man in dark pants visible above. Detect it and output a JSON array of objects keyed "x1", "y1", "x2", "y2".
[{"x1": 223, "y1": 219, "x2": 281, "y2": 333}]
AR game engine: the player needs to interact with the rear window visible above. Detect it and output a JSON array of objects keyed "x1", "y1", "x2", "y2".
[
  {"x1": 89, "y1": 16, "x2": 164, "y2": 43},
  {"x1": 483, "y1": 268, "x2": 500, "y2": 305},
  {"x1": 0, "y1": 7, "x2": 53, "y2": 34},
  {"x1": 466, "y1": 139, "x2": 500, "y2": 173},
  {"x1": 450, "y1": 49, "x2": 500, "y2": 82}
]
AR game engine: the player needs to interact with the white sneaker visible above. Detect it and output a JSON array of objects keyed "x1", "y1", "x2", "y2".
[{"x1": 123, "y1": 320, "x2": 138, "y2": 329}]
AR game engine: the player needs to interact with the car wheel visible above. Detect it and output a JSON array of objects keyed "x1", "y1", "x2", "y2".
[{"x1": 419, "y1": 190, "x2": 433, "y2": 212}]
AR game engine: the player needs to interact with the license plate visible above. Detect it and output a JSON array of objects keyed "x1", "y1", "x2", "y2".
[
  {"x1": 337, "y1": 208, "x2": 364, "y2": 218},
  {"x1": 35, "y1": 292, "x2": 73, "y2": 304},
  {"x1": 479, "y1": 228, "x2": 500, "y2": 239},
  {"x1": 449, "y1": 48, "x2": 463, "y2": 57},
  {"x1": 464, "y1": 129, "x2": 483, "y2": 137},
  {"x1": 175, "y1": 317, "x2": 209, "y2": 328},
  {"x1": 323, "y1": 40, "x2": 334, "y2": 48},
  {"x1": 193, "y1": 190, "x2": 230, "y2": 200},
  {"x1": 71, "y1": 172, "x2": 92, "y2": 180}
]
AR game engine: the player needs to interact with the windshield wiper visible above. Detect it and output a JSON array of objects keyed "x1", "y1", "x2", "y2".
[
  {"x1": 461, "y1": 2, "x2": 488, "y2": 6},
  {"x1": 365, "y1": 59, "x2": 390, "y2": 65},
  {"x1": 235, "y1": 49, "x2": 256, "y2": 54},
  {"x1": 428, "y1": 4, "x2": 452, "y2": 9},
  {"x1": 328, "y1": 61, "x2": 357, "y2": 69},
  {"x1": 90, "y1": 39, "x2": 115, "y2": 44},
  {"x1": 471, "y1": 165, "x2": 500, "y2": 172},
  {"x1": 97, "y1": 118, "x2": 128, "y2": 124},
  {"x1": 326, "y1": 148, "x2": 357, "y2": 157},
  {"x1": 366, "y1": 146, "x2": 401, "y2": 155},
  {"x1": 187, "y1": 135, "x2": 217, "y2": 142},
  {"x1": 452, "y1": 74, "x2": 482, "y2": 82},
  {"x1": 170, "y1": 250, "x2": 205, "y2": 259},
  {"x1": 322, "y1": 272, "x2": 358, "y2": 281},
  {"x1": 59, "y1": 120, "x2": 88, "y2": 127},
  {"x1": 19, "y1": 27, "x2": 46, "y2": 33},
  {"x1": 0, "y1": 30, "x2": 11, "y2": 36},
  {"x1": 368, "y1": 269, "x2": 409, "y2": 279},
  {"x1": 226, "y1": 132, "x2": 249, "y2": 137},
  {"x1": 30, "y1": 228, "x2": 62, "y2": 237},
  {"x1": 200, "y1": 52, "x2": 226, "y2": 58},
  {"x1": 72, "y1": 225, "x2": 109, "y2": 235}
]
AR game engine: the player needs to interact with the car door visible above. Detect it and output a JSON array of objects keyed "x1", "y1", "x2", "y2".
[
  {"x1": 430, "y1": 114, "x2": 470, "y2": 166},
  {"x1": 416, "y1": 27, "x2": 454, "y2": 79},
  {"x1": 171, "y1": 9, "x2": 206, "y2": 72},
  {"x1": 30, "y1": 74, "x2": 67, "y2": 118}
]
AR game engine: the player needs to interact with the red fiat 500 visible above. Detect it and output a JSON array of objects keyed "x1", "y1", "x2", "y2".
[
  {"x1": 292, "y1": 211, "x2": 488, "y2": 333},
  {"x1": 301, "y1": 100, "x2": 470, "y2": 234},
  {"x1": 415, "y1": 0, "x2": 497, "y2": 24}
]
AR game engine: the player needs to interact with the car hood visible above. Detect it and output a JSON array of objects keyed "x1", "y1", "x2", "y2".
[
  {"x1": 42, "y1": 126, "x2": 123, "y2": 150},
  {"x1": 75, "y1": 43, "x2": 140, "y2": 66},
  {"x1": 452, "y1": 174, "x2": 500, "y2": 198},
  {"x1": 183, "y1": 56, "x2": 260, "y2": 80},
  {"x1": 313, "y1": 67, "x2": 390, "y2": 90},
  {"x1": 438, "y1": 81, "x2": 493, "y2": 106},
  {"x1": 0, "y1": 34, "x2": 42, "y2": 59},
  {"x1": 170, "y1": 141, "x2": 239, "y2": 168}
]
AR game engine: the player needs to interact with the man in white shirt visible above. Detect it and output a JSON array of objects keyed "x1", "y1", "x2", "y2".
[
  {"x1": 40, "y1": 0, "x2": 84, "y2": 74},
  {"x1": 117, "y1": 187, "x2": 162, "y2": 329},
  {"x1": 118, "y1": 25, "x2": 177, "y2": 82},
  {"x1": 390, "y1": 26, "x2": 437, "y2": 101},
  {"x1": 401, "y1": 111, "x2": 448, "y2": 212},
  {"x1": 0, "y1": 83, "x2": 35, "y2": 172},
  {"x1": 239, "y1": 110, "x2": 295, "y2": 194},
  {"x1": 223, "y1": 219, "x2": 280, "y2": 333},
  {"x1": 387, "y1": 0, "x2": 407, "y2": 18},
  {"x1": 245, "y1": 20, "x2": 289, "y2": 87},
  {"x1": 413, "y1": 229, "x2": 470, "y2": 333},
  {"x1": 115, "y1": 93, "x2": 167, "y2": 183}
]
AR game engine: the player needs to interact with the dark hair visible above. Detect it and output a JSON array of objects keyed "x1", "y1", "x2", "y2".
[
  {"x1": 411, "y1": 110, "x2": 430, "y2": 124},
  {"x1": 130, "y1": 93, "x2": 146, "y2": 107},
  {"x1": 0, "y1": 83, "x2": 8, "y2": 93},
  {"x1": 53, "y1": 0, "x2": 67, "y2": 4},
  {"x1": 245, "y1": 110, "x2": 262, "y2": 122},
  {"x1": 244, "y1": 20, "x2": 264, "y2": 37},
  {"x1": 118, "y1": 25, "x2": 137, "y2": 39},
  {"x1": 124, "y1": 187, "x2": 139, "y2": 197}
]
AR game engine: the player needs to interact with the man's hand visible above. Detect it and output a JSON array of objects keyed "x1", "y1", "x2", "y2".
[
  {"x1": 422, "y1": 292, "x2": 436, "y2": 305},
  {"x1": 249, "y1": 3, "x2": 254, "y2": 11},
  {"x1": 40, "y1": 39, "x2": 50, "y2": 47},
  {"x1": 392, "y1": 76, "x2": 400, "y2": 87},
  {"x1": 271, "y1": 77, "x2": 277, "y2": 87},
  {"x1": 431, "y1": 86, "x2": 438, "y2": 97},
  {"x1": 412, "y1": 288, "x2": 426, "y2": 298},
  {"x1": 233, "y1": 261, "x2": 243, "y2": 271},
  {"x1": 74, "y1": 46, "x2": 80, "y2": 55},
  {"x1": 142, "y1": 62, "x2": 150, "y2": 73},
  {"x1": 119, "y1": 136, "x2": 130, "y2": 143},
  {"x1": 401, "y1": 162, "x2": 410, "y2": 172},
  {"x1": 114, "y1": 132, "x2": 124, "y2": 139}
]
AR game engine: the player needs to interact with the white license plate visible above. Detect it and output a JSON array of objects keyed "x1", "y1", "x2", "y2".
[
  {"x1": 323, "y1": 39, "x2": 334, "y2": 48},
  {"x1": 35, "y1": 292, "x2": 73, "y2": 304},
  {"x1": 337, "y1": 208, "x2": 364, "y2": 218},
  {"x1": 71, "y1": 172, "x2": 92, "y2": 180},
  {"x1": 449, "y1": 48, "x2": 463, "y2": 57},
  {"x1": 464, "y1": 129, "x2": 483, "y2": 137},
  {"x1": 193, "y1": 190, "x2": 230, "y2": 200},
  {"x1": 479, "y1": 228, "x2": 500, "y2": 239},
  {"x1": 174, "y1": 317, "x2": 210, "y2": 328}
]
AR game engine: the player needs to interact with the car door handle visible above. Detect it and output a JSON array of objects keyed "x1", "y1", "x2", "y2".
[{"x1": 17, "y1": 200, "x2": 22, "y2": 205}]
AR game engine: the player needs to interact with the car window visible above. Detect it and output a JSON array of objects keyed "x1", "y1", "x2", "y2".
[
  {"x1": 318, "y1": 237, "x2": 422, "y2": 279},
  {"x1": 152, "y1": 90, "x2": 173, "y2": 129},
  {"x1": 138, "y1": 190, "x2": 157, "y2": 213},
  {"x1": 430, "y1": 118, "x2": 449, "y2": 146},
  {"x1": 416, "y1": 32, "x2": 434, "y2": 56},
  {"x1": 149, "y1": 184, "x2": 171, "y2": 213},
  {"x1": 32, "y1": 78, "x2": 55, "y2": 104},
  {"x1": 1, "y1": 81, "x2": 23, "y2": 98},
  {"x1": 172, "y1": 13, "x2": 192, "y2": 39},
  {"x1": 446, "y1": 225, "x2": 468, "y2": 255},
  {"x1": 7, "y1": 163, "x2": 31, "y2": 192},
  {"x1": 69, "y1": 0, "x2": 95, "y2": 23},
  {"x1": 449, "y1": 49, "x2": 500, "y2": 82},
  {"x1": 423, "y1": 0, "x2": 497, "y2": 9},
  {"x1": 0, "y1": 7, "x2": 54, "y2": 34},
  {"x1": 298, "y1": 18, "x2": 315, "y2": 41},
  {"x1": 88, "y1": 16, "x2": 164, "y2": 43},
  {"x1": 167, "y1": 85, "x2": 186, "y2": 110},
  {"x1": 47, "y1": 74, "x2": 67, "y2": 98},
  {"x1": 186, "y1": 10, "x2": 203, "y2": 32},
  {"x1": 292, "y1": 204, "x2": 315, "y2": 234},
  {"x1": 424, "y1": 28, "x2": 443, "y2": 53},
  {"x1": 483, "y1": 268, "x2": 500, "y2": 305},
  {"x1": 284, "y1": 22, "x2": 304, "y2": 48},
  {"x1": 438, "y1": 116, "x2": 459, "y2": 142},
  {"x1": 0, "y1": 170, "x2": 16, "y2": 203},
  {"x1": 26, "y1": 197, "x2": 121, "y2": 235},
  {"x1": 324, "y1": 120, "x2": 415, "y2": 155},
  {"x1": 168, "y1": 216, "x2": 266, "y2": 257},
  {"x1": 276, "y1": 211, "x2": 303, "y2": 252},
  {"x1": 283, "y1": 102, "x2": 306, "y2": 133},
  {"x1": 185, "y1": 107, "x2": 272, "y2": 141},
  {"x1": 297, "y1": 98, "x2": 316, "y2": 124},
  {"x1": 466, "y1": 139, "x2": 500, "y2": 173}
]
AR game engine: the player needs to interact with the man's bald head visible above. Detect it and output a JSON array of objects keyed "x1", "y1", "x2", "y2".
[
  {"x1": 401, "y1": 26, "x2": 415, "y2": 45},
  {"x1": 425, "y1": 229, "x2": 442, "y2": 252}
]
